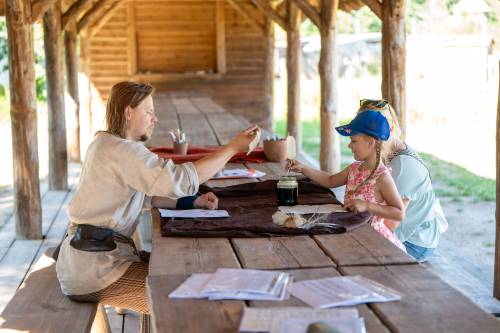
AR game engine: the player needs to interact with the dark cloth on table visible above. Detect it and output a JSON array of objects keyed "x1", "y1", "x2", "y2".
[
  {"x1": 149, "y1": 145, "x2": 268, "y2": 164},
  {"x1": 160, "y1": 180, "x2": 371, "y2": 237}
]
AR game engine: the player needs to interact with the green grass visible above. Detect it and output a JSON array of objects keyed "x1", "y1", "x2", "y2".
[{"x1": 274, "y1": 118, "x2": 495, "y2": 201}]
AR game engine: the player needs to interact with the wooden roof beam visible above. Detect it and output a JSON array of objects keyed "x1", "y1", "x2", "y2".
[
  {"x1": 291, "y1": 0, "x2": 320, "y2": 28},
  {"x1": 251, "y1": 0, "x2": 287, "y2": 31},
  {"x1": 77, "y1": 0, "x2": 112, "y2": 33},
  {"x1": 226, "y1": 0, "x2": 266, "y2": 35},
  {"x1": 88, "y1": 0, "x2": 122, "y2": 37},
  {"x1": 61, "y1": 0, "x2": 92, "y2": 30},
  {"x1": 31, "y1": 0, "x2": 57, "y2": 23},
  {"x1": 361, "y1": 0, "x2": 382, "y2": 19}
]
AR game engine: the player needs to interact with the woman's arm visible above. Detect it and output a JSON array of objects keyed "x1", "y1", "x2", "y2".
[{"x1": 287, "y1": 160, "x2": 349, "y2": 188}]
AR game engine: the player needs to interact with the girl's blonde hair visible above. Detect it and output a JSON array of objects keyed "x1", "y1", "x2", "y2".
[
  {"x1": 358, "y1": 100, "x2": 401, "y2": 165},
  {"x1": 349, "y1": 100, "x2": 399, "y2": 195},
  {"x1": 105, "y1": 81, "x2": 154, "y2": 138}
]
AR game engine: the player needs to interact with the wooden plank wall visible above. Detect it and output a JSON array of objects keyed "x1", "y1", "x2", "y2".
[
  {"x1": 87, "y1": 0, "x2": 272, "y2": 128},
  {"x1": 135, "y1": 1, "x2": 216, "y2": 73}
]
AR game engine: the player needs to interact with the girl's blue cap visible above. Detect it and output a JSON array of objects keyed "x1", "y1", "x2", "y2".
[{"x1": 335, "y1": 110, "x2": 390, "y2": 141}]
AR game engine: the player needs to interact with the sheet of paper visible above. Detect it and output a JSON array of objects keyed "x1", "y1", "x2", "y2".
[
  {"x1": 239, "y1": 307, "x2": 359, "y2": 333},
  {"x1": 159, "y1": 209, "x2": 230, "y2": 218},
  {"x1": 202, "y1": 268, "x2": 289, "y2": 295},
  {"x1": 211, "y1": 168, "x2": 266, "y2": 180},
  {"x1": 278, "y1": 204, "x2": 347, "y2": 215},
  {"x1": 291, "y1": 276, "x2": 401, "y2": 309},
  {"x1": 168, "y1": 273, "x2": 212, "y2": 299},
  {"x1": 277, "y1": 318, "x2": 366, "y2": 333}
]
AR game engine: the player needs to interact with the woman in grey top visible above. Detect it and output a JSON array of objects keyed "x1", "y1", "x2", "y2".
[
  {"x1": 56, "y1": 82, "x2": 258, "y2": 316},
  {"x1": 357, "y1": 99, "x2": 446, "y2": 262}
]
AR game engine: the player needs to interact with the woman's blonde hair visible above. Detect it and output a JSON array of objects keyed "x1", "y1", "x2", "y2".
[{"x1": 105, "y1": 81, "x2": 154, "y2": 138}]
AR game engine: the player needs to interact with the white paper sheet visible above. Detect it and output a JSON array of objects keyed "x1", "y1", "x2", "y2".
[
  {"x1": 211, "y1": 168, "x2": 266, "y2": 180},
  {"x1": 168, "y1": 273, "x2": 212, "y2": 299},
  {"x1": 277, "y1": 318, "x2": 366, "y2": 333},
  {"x1": 159, "y1": 209, "x2": 230, "y2": 218},
  {"x1": 238, "y1": 307, "x2": 359, "y2": 333},
  {"x1": 202, "y1": 268, "x2": 288, "y2": 295},
  {"x1": 291, "y1": 276, "x2": 401, "y2": 309},
  {"x1": 278, "y1": 204, "x2": 347, "y2": 215}
]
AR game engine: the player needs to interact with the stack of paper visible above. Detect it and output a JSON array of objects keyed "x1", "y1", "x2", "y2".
[
  {"x1": 169, "y1": 268, "x2": 292, "y2": 301},
  {"x1": 239, "y1": 307, "x2": 365, "y2": 333},
  {"x1": 291, "y1": 275, "x2": 401, "y2": 309}
]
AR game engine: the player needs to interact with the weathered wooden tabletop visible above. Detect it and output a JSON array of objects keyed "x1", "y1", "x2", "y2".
[{"x1": 146, "y1": 93, "x2": 500, "y2": 333}]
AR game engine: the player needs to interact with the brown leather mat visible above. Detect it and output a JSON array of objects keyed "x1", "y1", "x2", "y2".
[{"x1": 160, "y1": 180, "x2": 371, "y2": 237}]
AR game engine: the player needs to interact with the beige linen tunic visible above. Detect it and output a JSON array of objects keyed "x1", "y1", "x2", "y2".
[{"x1": 56, "y1": 132, "x2": 199, "y2": 295}]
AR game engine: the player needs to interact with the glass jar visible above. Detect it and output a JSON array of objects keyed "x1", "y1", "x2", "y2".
[{"x1": 277, "y1": 176, "x2": 298, "y2": 206}]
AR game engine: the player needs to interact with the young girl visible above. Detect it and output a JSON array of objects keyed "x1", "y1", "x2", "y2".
[{"x1": 287, "y1": 110, "x2": 406, "y2": 250}]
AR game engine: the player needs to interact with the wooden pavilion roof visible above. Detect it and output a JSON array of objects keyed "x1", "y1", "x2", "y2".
[{"x1": 0, "y1": 0, "x2": 368, "y2": 19}]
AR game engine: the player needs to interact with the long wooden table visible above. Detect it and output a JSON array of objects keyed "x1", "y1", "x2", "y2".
[{"x1": 146, "y1": 94, "x2": 500, "y2": 333}]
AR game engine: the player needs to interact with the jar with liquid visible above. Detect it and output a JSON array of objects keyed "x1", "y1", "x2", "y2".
[{"x1": 277, "y1": 176, "x2": 298, "y2": 206}]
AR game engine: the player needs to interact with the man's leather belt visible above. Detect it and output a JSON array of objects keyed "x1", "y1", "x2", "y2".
[{"x1": 70, "y1": 224, "x2": 137, "y2": 253}]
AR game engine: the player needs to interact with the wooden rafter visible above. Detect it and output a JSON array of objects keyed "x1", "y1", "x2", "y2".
[
  {"x1": 291, "y1": 0, "x2": 320, "y2": 28},
  {"x1": 361, "y1": 0, "x2": 382, "y2": 19},
  {"x1": 88, "y1": 0, "x2": 122, "y2": 37},
  {"x1": 61, "y1": 0, "x2": 92, "y2": 30},
  {"x1": 226, "y1": 0, "x2": 266, "y2": 35},
  {"x1": 252, "y1": 0, "x2": 287, "y2": 31},
  {"x1": 31, "y1": 0, "x2": 57, "y2": 23},
  {"x1": 77, "y1": 0, "x2": 112, "y2": 33}
]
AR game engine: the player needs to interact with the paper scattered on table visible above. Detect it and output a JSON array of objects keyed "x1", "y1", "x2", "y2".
[
  {"x1": 159, "y1": 209, "x2": 230, "y2": 218},
  {"x1": 291, "y1": 275, "x2": 401, "y2": 309},
  {"x1": 169, "y1": 268, "x2": 292, "y2": 301},
  {"x1": 278, "y1": 318, "x2": 366, "y2": 333},
  {"x1": 278, "y1": 204, "x2": 347, "y2": 215},
  {"x1": 247, "y1": 128, "x2": 261, "y2": 155},
  {"x1": 239, "y1": 307, "x2": 359, "y2": 333},
  {"x1": 211, "y1": 168, "x2": 266, "y2": 180}
]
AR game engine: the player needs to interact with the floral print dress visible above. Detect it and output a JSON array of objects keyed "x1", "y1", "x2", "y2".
[{"x1": 344, "y1": 161, "x2": 406, "y2": 251}]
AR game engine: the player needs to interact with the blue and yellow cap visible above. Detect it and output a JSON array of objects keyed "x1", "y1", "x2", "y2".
[{"x1": 335, "y1": 110, "x2": 390, "y2": 141}]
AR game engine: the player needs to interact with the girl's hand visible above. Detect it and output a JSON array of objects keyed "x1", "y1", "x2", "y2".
[
  {"x1": 344, "y1": 199, "x2": 370, "y2": 213},
  {"x1": 286, "y1": 159, "x2": 305, "y2": 173},
  {"x1": 227, "y1": 126, "x2": 259, "y2": 153},
  {"x1": 193, "y1": 192, "x2": 219, "y2": 210}
]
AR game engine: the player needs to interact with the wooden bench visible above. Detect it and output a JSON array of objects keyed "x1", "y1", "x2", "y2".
[{"x1": 0, "y1": 249, "x2": 111, "y2": 333}]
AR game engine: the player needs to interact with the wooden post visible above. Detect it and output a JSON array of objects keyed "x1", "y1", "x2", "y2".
[
  {"x1": 127, "y1": 0, "x2": 137, "y2": 75},
  {"x1": 319, "y1": 0, "x2": 340, "y2": 172},
  {"x1": 80, "y1": 35, "x2": 93, "y2": 137},
  {"x1": 216, "y1": 0, "x2": 226, "y2": 75},
  {"x1": 65, "y1": 20, "x2": 81, "y2": 162},
  {"x1": 494, "y1": 60, "x2": 500, "y2": 300},
  {"x1": 44, "y1": 0, "x2": 68, "y2": 190},
  {"x1": 6, "y1": 0, "x2": 42, "y2": 239},
  {"x1": 263, "y1": 17, "x2": 274, "y2": 131},
  {"x1": 382, "y1": 0, "x2": 406, "y2": 139},
  {"x1": 286, "y1": 0, "x2": 301, "y2": 150}
]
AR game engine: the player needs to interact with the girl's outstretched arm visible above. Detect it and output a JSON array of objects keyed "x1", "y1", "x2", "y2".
[
  {"x1": 344, "y1": 173, "x2": 405, "y2": 230},
  {"x1": 287, "y1": 160, "x2": 349, "y2": 188}
]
